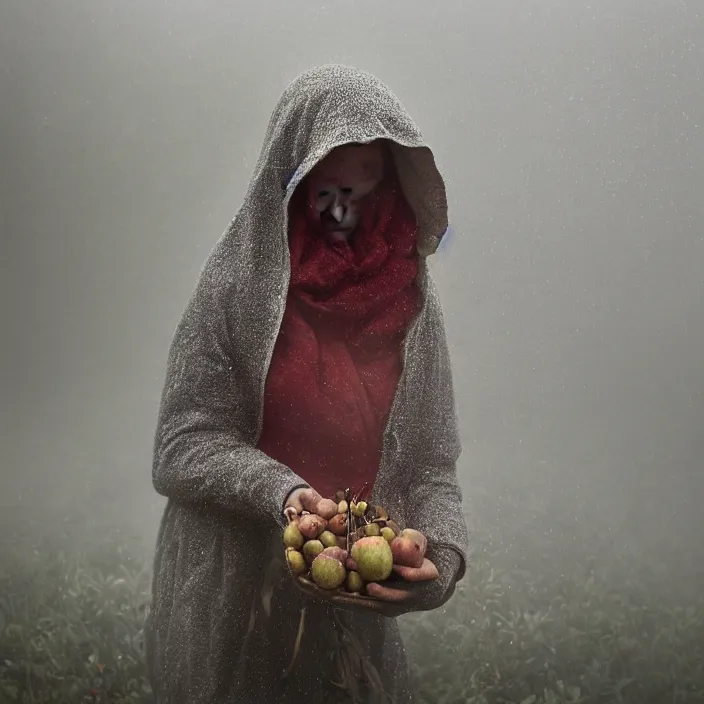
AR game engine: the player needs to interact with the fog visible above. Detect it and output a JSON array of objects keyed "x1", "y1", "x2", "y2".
[{"x1": 2, "y1": 0, "x2": 702, "y2": 588}]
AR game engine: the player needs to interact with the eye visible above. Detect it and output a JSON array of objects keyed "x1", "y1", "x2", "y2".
[
  {"x1": 318, "y1": 189, "x2": 330, "y2": 197},
  {"x1": 340, "y1": 187, "x2": 352, "y2": 195}
]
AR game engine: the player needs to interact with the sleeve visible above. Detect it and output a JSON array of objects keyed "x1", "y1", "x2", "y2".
[
  {"x1": 151, "y1": 284, "x2": 309, "y2": 529},
  {"x1": 403, "y1": 443, "x2": 468, "y2": 612},
  {"x1": 398, "y1": 283, "x2": 470, "y2": 612}
]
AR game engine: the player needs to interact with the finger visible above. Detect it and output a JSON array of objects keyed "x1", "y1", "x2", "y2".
[
  {"x1": 365, "y1": 582, "x2": 412, "y2": 603},
  {"x1": 300, "y1": 488, "x2": 324, "y2": 513},
  {"x1": 284, "y1": 494, "x2": 304, "y2": 514},
  {"x1": 392, "y1": 558, "x2": 440, "y2": 583},
  {"x1": 283, "y1": 506, "x2": 299, "y2": 523}
]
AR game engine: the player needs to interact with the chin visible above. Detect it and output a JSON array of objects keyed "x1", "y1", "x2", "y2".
[{"x1": 327, "y1": 229, "x2": 352, "y2": 243}]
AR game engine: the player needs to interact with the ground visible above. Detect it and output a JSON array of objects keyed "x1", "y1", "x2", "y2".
[{"x1": 1, "y1": 505, "x2": 703, "y2": 703}]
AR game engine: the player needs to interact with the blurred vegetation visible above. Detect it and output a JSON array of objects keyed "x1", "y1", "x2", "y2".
[{"x1": 1, "y1": 500, "x2": 703, "y2": 704}]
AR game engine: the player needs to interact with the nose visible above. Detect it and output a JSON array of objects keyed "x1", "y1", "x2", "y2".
[{"x1": 330, "y1": 202, "x2": 345, "y2": 222}]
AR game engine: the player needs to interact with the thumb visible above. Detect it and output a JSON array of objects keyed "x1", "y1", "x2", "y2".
[{"x1": 299, "y1": 488, "x2": 324, "y2": 513}]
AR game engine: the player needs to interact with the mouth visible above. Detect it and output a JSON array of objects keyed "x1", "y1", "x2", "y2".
[{"x1": 320, "y1": 211, "x2": 355, "y2": 234}]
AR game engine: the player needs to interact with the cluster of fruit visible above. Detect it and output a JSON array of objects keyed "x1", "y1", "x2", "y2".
[{"x1": 282, "y1": 489, "x2": 428, "y2": 597}]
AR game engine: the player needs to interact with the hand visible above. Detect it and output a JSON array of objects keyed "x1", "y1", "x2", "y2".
[
  {"x1": 365, "y1": 558, "x2": 440, "y2": 603},
  {"x1": 284, "y1": 486, "x2": 338, "y2": 520},
  {"x1": 323, "y1": 558, "x2": 439, "y2": 618}
]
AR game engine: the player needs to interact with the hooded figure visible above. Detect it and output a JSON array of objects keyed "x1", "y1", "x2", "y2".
[{"x1": 145, "y1": 64, "x2": 469, "y2": 703}]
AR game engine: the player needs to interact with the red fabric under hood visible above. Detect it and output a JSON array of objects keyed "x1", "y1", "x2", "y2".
[{"x1": 257, "y1": 169, "x2": 421, "y2": 499}]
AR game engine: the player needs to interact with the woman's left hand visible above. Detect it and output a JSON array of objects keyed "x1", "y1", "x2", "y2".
[{"x1": 365, "y1": 558, "x2": 440, "y2": 603}]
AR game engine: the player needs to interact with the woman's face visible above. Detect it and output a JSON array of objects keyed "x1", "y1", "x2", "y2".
[{"x1": 305, "y1": 142, "x2": 386, "y2": 242}]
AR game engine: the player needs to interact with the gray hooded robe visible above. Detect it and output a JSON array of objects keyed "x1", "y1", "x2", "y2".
[{"x1": 145, "y1": 64, "x2": 469, "y2": 704}]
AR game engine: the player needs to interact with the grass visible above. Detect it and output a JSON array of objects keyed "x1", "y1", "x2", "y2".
[
  {"x1": 0, "y1": 537, "x2": 152, "y2": 704},
  {"x1": 1, "y1": 514, "x2": 703, "y2": 703}
]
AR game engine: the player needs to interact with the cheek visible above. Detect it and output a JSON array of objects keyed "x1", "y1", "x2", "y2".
[
  {"x1": 352, "y1": 189, "x2": 379, "y2": 213},
  {"x1": 305, "y1": 184, "x2": 326, "y2": 215}
]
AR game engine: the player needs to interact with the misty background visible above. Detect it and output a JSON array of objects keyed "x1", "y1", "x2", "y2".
[{"x1": 1, "y1": 0, "x2": 702, "y2": 589}]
